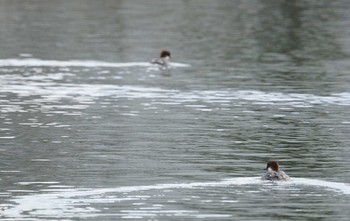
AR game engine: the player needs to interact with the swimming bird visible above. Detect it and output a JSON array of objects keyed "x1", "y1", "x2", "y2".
[
  {"x1": 261, "y1": 160, "x2": 290, "y2": 181},
  {"x1": 151, "y1": 50, "x2": 171, "y2": 67}
]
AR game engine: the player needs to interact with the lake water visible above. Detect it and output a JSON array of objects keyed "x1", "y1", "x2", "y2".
[{"x1": 1, "y1": 0, "x2": 350, "y2": 220}]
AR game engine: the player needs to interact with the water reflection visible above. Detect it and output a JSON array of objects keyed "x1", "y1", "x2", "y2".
[
  {"x1": 256, "y1": 0, "x2": 344, "y2": 61},
  {"x1": 252, "y1": 0, "x2": 350, "y2": 95}
]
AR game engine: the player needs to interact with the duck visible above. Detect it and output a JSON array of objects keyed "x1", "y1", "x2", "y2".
[
  {"x1": 261, "y1": 160, "x2": 290, "y2": 181},
  {"x1": 150, "y1": 50, "x2": 171, "y2": 67}
]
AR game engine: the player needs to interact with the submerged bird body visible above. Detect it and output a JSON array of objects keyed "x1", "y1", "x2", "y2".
[
  {"x1": 261, "y1": 161, "x2": 290, "y2": 181},
  {"x1": 151, "y1": 50, "x2": 171, "y2": 66}
]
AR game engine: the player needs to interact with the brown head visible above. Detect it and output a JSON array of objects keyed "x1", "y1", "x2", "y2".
[
  {"x1": 265, "y1": 161, "x2": 280, "y2": 172},
  {"x1": 160, "y1": 50, "x2": 171, "y2": 58}
]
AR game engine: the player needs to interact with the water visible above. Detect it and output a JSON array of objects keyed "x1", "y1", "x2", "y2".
[{"x1": 1, "y1": 0, "x2": 350, "y2": 220}]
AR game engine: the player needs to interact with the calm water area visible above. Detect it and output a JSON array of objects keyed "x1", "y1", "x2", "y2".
[{"x1": 1, "y1": 0, "x2": 350, "y2": 220}]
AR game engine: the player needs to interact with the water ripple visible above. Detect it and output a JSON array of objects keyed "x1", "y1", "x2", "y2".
[
  {"x1": 1, "y1": 82, "x2": 349, "y2": 109},
  {"x1": 1, "y1": 177, "x2": 349, "y2": 220},
  {"x1": 0, "y1": 58, "x2": 190, "y2": 68}
]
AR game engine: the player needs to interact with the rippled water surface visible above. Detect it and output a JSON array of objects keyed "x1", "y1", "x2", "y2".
[{"x1": 1, "y1": 1, "x2": 350, "y2": 220}]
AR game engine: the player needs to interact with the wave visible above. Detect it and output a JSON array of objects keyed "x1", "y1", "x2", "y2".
[
  {"x1": 4, "y1": 177, "x2": 350, "y2": 198},
  {"x1": 49, "y1": 177, "x2": 350, "y2": 196},
  {"x1": 292, "y1": 178, "x2": 350, "y2": 194},
  {"x1": 0, "y1": 58, "x2": 190, "y2": 68},
  {"x1": 1, "y1": 177, "x2": 349, "y2": 219},
  {"x1": 27, "y1": 177, "x2": 349, "y2": 196},
  {"x1": 1, "y1": 83, "x2": 350, "y2": 112}
]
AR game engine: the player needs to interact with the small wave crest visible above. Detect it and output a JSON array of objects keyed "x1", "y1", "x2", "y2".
[
  {"x1": 0, "y1": 58, "x2": 190, "y2": 68},
  {"x1": 292, "y1": 178, "x2": 350, "y2": 195}
]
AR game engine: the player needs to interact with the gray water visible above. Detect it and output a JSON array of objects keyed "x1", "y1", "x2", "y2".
[{"x1": 1, "y1": 0, "x2": 350, "y2": 220}]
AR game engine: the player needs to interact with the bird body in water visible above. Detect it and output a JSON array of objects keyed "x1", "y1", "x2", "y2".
[
  {"x1": 261, "y1": 161, "x2": 290, "y2": 181},
  {"x1": 151, "y1": 50, "x2": 171, "y2": 67}
]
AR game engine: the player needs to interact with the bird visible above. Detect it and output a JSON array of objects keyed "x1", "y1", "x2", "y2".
[
  {"x1": 261, "y1": 160, "x2": 290, "y2": 181},
  {"x1": 150, "y1": 50, "x2": 171, "y2": 67}
]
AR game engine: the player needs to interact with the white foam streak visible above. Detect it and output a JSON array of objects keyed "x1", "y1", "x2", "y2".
[
  {"x1": 1, "y1": 83, "x2": 350, "y2": 115},
  {"x1": 0, "y1": 58, "x2": 190, "y2": 68},
  {"x1": 2, "y1": 178, "x2": 258, "y2": 218},
  {"x1": 2, "y1": 177, "x2": 349, "y2": 219},
  {"x1": 77, "y1": 177, "x2": 260, "y2": 196},
  {"x1": 292, "y1": 178, "x2": 350, "y2": 194}
]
